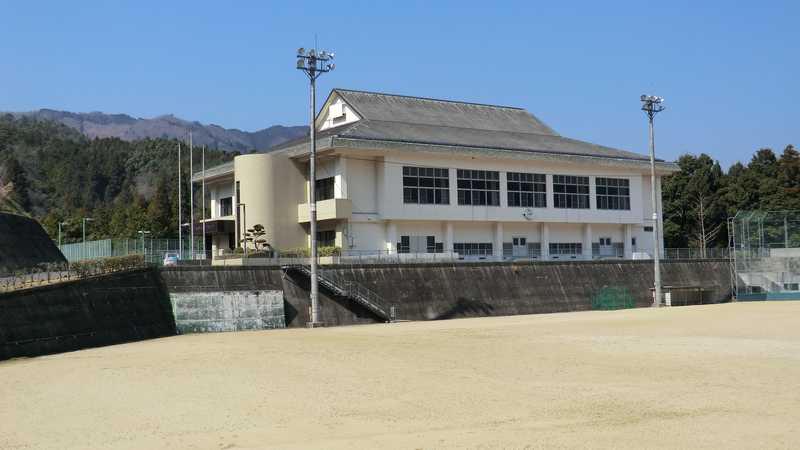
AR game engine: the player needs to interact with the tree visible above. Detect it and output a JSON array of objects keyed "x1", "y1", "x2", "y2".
[{"x1": 0, "y1": 156, "x2": 31, "y2": 212}]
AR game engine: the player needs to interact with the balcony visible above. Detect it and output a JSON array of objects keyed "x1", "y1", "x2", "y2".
[{"x1": 297, "y1": 198, "x2": 352, "y2": 223}]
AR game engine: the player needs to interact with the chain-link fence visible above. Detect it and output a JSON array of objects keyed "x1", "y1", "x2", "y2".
[
  {"x1": 59, "y1": 238, "x2": 205, "y2": 265},
  {"x1": 731, "y1": 210, "x2": 800, "y2": 300}
]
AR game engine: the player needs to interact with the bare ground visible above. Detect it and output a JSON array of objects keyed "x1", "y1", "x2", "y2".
[{"x1": 2, "y1": 302, "x2": 800, "y2": 449}]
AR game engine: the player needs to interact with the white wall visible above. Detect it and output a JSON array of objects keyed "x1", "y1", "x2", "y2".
[{"x1": 373, "y1": 150, "x2": 654, "y2": 225}]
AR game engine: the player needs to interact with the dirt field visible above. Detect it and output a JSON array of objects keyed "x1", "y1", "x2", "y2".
[{"x1": 3, "y1": 302, "x2": 800, "y2": 449}]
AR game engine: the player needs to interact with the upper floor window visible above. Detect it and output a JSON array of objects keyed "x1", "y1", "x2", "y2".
[
  {"x1": 315, "y1": 177, "x2": 335, "y2": 201},
  {"x1": 596, "y1": 177, "x2": 630, "y2": 210},
  {"x1": 553, "y1": 175, "x2": 589, "y2": 209},
  {"x1": 219, "y1": 197, "x2": 233, "y2": 216},
  {"x1": 507, "y1": 172, "x2": 546, "y2": 207},
  {"x1": 457, "y1": 169, "x2": 500, "y2": 206},
  {"x1": 403, "y1": 166, "x2": 449, "y2": 204}
]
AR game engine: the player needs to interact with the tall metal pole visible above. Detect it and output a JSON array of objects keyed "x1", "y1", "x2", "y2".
[
  {"x1": 189, "y1": 132, "x2": 194, "y2": 260},
  {"x1": 648, "y1": 114, "x2": 662, "y2": 307},
  {"x1": 308, "y1": 72, "x2": 320, "y2": 326},
  {"x1": 202, "y1": 145, "x2": 206, "y2": 259},
  {"x1": 296, "y1": 46, "x2": 334, "y2": 327},
  {"x1": 641, "y1": 95, "x2": 665, "y2": 307},
  {"x1": 178, "y1": 141, "x2": 182, "y2": 260}
]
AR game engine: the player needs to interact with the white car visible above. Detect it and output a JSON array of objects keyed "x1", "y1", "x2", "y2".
[{"x1": 162, "y1": 253, "x2": 179, "y2": 266}]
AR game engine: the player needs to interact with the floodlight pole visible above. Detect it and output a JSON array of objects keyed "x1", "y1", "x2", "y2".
[
  {"x1": 178, "y1": 141, "x2": 182, "y2": 260},
  {"x1": 641, "y1": 95, "x2": 665, "y2": 307},
  {"x1": 296, "y1": 47, "x2": 335, "y2": 328},
  {"x1": 58, "y1": 221, "x2": 68, "y2": 247}
]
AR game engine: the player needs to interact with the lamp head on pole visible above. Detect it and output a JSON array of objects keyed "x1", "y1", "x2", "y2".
[{"x1": 640, "y1": 94, "x2": 666, "y2": 118}]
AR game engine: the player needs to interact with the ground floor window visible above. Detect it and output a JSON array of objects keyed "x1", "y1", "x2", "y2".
[
  {"x1": 454, "y1": 242, "x2": 493, "y2": 256},
  {"x1": 317, "y1": 230, "x2": 336, "y2": 247},
  {"x1": 398, "y1": 235, "x2": 444, "y2": 253},
  {"x1": 784, "y1": 283, "x2": 799, "y2": 291},
  {"x1": 549, "y1": 242, "x2": 582, "y2": 257}
]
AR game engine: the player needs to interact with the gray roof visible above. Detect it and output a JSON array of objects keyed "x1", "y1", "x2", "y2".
[
  {"x1": 191, "y1": 160, "x2": 233, "y2": 182},
  {"x1": 270, "y1": 89, "x2": 652, "y2": 162}
]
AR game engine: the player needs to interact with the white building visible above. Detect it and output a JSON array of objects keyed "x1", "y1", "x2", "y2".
[{"x1": 193, "y1": 89, "x2": 678, "y2": 260}]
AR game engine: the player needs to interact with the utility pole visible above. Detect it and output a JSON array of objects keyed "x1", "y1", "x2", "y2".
[
  {"x1": 178, "y1": 141, "x2": 182, "y2": 260},
  {"x1": 138, "y1": 230, "x2": 151, "y2": 260},
  {"x1": 82, "y1": 217, "x2": 93, "y2": 260},
  {"x1": 189, "y1": 131, "x2": 194, "y2": 260},
  {"x1": 296, "y1": 46, "x2": 335, "y2": 328},
  {"x1": 202, "y1": 145, "x2": 206, "y2": 260},
  {"x1": 640, "y1": 95, "x2": 665, "y2": 307},
  {"x1": 58, "y1": 221, "x2": 68, "y2": 247}
]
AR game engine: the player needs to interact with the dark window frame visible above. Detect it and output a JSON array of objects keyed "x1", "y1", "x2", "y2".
[
  {"x1": 403, "y1": 166, "x2": 450, "y2": 205},
  {"x1": 553, "y1": 175, "x2": 590, "y2": 209},
  {"x1": 507, "y1": 172, "x2": 547, "y2": 208},
  {"x1": 315, "y1": 177, "x2": 335, "y2": 201},
  {"x1": 457, "y1": 169, "x2": 500, "y2": 206},
  {"x1": 596, "y1": 177, "x2": 631, "y2": 210},
  {"x1": 219, "y1": 197, "x2": 233, "y2": 216}
]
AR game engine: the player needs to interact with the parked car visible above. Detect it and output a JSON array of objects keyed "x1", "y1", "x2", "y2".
[{"x1": 163, "y1": 252, "x2": 179, "y2": 266}]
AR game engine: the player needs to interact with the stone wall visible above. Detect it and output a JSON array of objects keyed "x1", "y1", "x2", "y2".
[
  {"x1": 0, "y1": 212, "x2": 66, "y2": 275},
  {"x1": 0, "y1": 268, "x2": 175, "y2": 361}
]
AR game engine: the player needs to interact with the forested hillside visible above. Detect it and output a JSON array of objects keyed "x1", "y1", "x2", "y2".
[
  {"x1": 0, "y1": 114, "x2": 232, "y2": 242},
  {"x1": 662, "y1": 146, "x2": 799, "y2": 248},
  {"x1": 0, "y1": 114, "x2": 797, "y2": 249}
]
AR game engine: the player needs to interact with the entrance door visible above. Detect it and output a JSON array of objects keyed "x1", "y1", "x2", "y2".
[
  {"x1": 512, "y1": 237, "x2": 528, "y2": 258},
  {"x1": 599, "y1": 237, "x2": 613, "y2": 257}
]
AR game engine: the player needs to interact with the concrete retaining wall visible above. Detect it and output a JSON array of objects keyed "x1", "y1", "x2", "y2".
[
  {"x1": 281, "y1": 260, "x2": 733, "y2": 327},
  {"x1": 170, "y1": 290, "x2": 285, "y2": 333},
  {"x1": 0, "y1": 213, "x2": 66, "y2": 275},
  {"x1": 0, "y1": 268, "x2": 176, "y2": 361}
]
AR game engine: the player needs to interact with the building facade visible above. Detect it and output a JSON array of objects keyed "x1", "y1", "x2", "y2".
[{"x1": 193, "y1": 89, "x2": 678, "y2": 260}]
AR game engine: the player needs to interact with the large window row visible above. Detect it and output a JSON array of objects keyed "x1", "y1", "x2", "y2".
[{"x1": 400, "y1": 168, "x2": 631, "y2": 211}]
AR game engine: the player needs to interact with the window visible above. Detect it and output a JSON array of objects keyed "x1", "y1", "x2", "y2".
[
  {"x1": 553, "y1": 175, "x2": 589, "y2": 209},
  {"x1": 397, "y1": 235, "x2": 443, "y2": 253},
  {"x1": 507, "y1": 172, "x2": 546, "y2": 207},
  {"x1": 596, "y1": 177, "x2": 631, "y2": 210},
  {"x1": 457, "y1": 169, "x2": 500, "y2": 206},
  {"x1": 454, "y1": 243, "x2": 493, "y2": 256},
  {"x1": 784, "y1": 283, "x2": 799, "y2": 291},
  {"x1": 317, "y1": 230, "x2": 336, "y2": 247},
  {"x1": 549, "y1": 243, "x2": 583, "y2": 257},
  {"x1": 219, "y1": 197, "x2": 233, "y2": 216},
  {"x1": 644, "y1": 226, "x2": 654, "y2": 232},
  {"x1": 403, "y1": 166, "x2": 450, "y2": 204},
  {"x1": 315, "y1": 177, "x2": 335, "y2": 201}
]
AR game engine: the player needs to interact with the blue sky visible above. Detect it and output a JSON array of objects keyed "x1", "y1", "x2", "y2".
[{"x1": 1, "y1": 1, "x2": 797, "y2": 167}]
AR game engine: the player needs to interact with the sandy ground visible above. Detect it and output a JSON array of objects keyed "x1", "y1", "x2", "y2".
[{"x1": 2, "y1": 302, "x2": 800, "y2": 450}]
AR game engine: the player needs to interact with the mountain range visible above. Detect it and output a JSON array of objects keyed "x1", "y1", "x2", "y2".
[{"x1": 10, "y1": 109, "x2": 307, "y2": 152}]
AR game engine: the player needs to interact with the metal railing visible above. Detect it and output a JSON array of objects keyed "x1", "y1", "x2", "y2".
[
  {"x1": 206, "y1": 247, "x2": 733, "y2": 267},
  {"x1": 663, "y1": 247, "x2": 730, "y2": 260},
  {"x1": 318, "y1": 268, "x2": 394, "y2": 321},
  {"x1": 0, "y1": 259, "x2": 149, "y2": 293}
]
